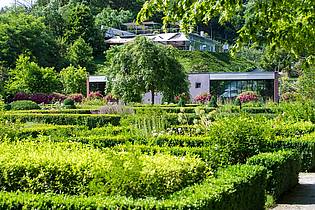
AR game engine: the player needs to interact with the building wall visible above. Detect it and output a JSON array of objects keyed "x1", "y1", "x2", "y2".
[
  {"x1": 142, "y1": 92, "x2": 163, "y2": 104},
  {"x1": 188, "y1": 74, "x2": 210, "y2": 102}
]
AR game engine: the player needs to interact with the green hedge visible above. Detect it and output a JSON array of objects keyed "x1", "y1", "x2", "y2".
[
  {"x1": 0, "y1": 124, "x2": 86, "y2": 139},
  {"x1": 112, "y1": 144, "x2": 231, "y2": 169},
  {"x1": 133, "y1": 106, "x2": 216, "y2": 114},
  {"x1": 7, "y1": 109, "x2": 98, "y2": 114},
  {"x1": 1, "y1": 113, "x2": 121, "y2": 128},
  {"x1": 0, "y1": 141, "x2": 207, "y2": 198},
  {"x1": 0, "y1": 164, "x2": 266, "y2": 210},
  {"x1": 9, "y1": 100, "x2": 40, "y2": 110},
  {"x1": 247, "y1": 150, "x2": 300, "y2": 200},
  {"x1": 266, "y1": 133, "x2": 315, "y2": 171}
]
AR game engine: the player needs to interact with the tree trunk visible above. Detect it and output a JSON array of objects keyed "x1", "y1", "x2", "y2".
[{"x1": 151, "y1": 90, "x2": 155, "y2": 105}]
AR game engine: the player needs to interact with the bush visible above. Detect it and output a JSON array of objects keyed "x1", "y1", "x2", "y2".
[
  {"x1": 63, "y1": 98, "x2": 76, "y2": 109},
  {"x1": 6, "y1": 54, "x2": 61, "y2": 94},
  {"x1": 1, "y1": 113, "x2": 121, "y2": 128},
  {"x1": 68, "y1": 93, "x2": 84, "y2": 103},
  {"x1": 12, "y1": 92, "x2": 67, "y2": 104},
  {"x1": 0, "y1": 164, "x2": 266, "y2": 210},
  {"x1": 237, "y1": 91, "x2": 259, "y2": 103},
  {"x1": 10, "y1": 100, "x2": 40, "y2": 110},
  {"x1": 0, "y1": 141, "x2": 207, "y2": 198},
  {"x1": 266, "y1": 133, "x2": 315, "y2": 171},
  {"x1": 194, "y1": 92, "x2": 211, "y2": 104},
  {"x1": 247, "y1": 150, "x2": 300, "y2": 200},
  {"x1": 60, "y1": 65, "x2": 87, "y2": 94}
]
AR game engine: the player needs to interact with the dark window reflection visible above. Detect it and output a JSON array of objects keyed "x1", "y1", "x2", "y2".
[{"x1": 210, "y1": 80, "x2": 274, "y2": 101}]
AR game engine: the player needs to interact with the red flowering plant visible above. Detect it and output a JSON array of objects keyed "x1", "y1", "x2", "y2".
[
  {"x1": 237, "y1": 91, "x2": 259, "y2": 103},
  {"x1": 174, "y1": 93, "x2": 190, "y2": 103},
  {"x1": 68, "y1": 93, "x2": 84, "y2": 103},
  {"x1": 194, "y1": 92, "x2": 211, "y2": 104},
  {"x1": 88, "y1": 91, "x2": 103, "y2": 99},
  {"x1": 104, "y1": 93, "x2": 118, "y2": 104}
]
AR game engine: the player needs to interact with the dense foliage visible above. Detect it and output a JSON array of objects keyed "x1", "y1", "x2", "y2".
[{"x1": 106, "y1": 37, "x2": 189, "y2": 104}]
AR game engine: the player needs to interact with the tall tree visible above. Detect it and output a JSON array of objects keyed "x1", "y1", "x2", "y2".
[
  {"x1": 0, "y1": 12, "x2": 62, "y2": 68},
  {"x1": 106, "y1": 37, "x2": 188, "y2": 104},
  {"x1": 137, "y1": 0, "x2": 315, "y2": 61}
]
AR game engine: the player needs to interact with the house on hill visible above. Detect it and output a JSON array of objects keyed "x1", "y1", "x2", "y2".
[{"x1": 105, "y1": 31, "x2": 222, "y2": 52}]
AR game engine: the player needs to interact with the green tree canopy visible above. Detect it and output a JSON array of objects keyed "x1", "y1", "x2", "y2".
[
  {"x1": 6, "y1": 55, "x2": 61, "y2": 94},
  {"x1": 106, "y1": 37, "x2": 188, "y2": 104},
  {"x1": 67, "y1": 37, "x2": 95, "y2": 73},
  {"x1": 60, "y1": 65, "x2": 87, "y2": 94},
  {"x1": 137, "y1": 0, "x2": 315, "y2": 60},
  {"x1": 0, "y1": 12, "x2": 62, "y2": 68},
  {"x1": 95, "y1": 7, "x2": 133, "y2": 31}
]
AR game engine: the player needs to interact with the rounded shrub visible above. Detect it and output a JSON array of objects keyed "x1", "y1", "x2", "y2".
[
  {"x1": 63, "y1": 98, "x2": 76, "y2": 109},
  {"x1": 10, "y1": 100, "x2": 40, "y2": 110}
]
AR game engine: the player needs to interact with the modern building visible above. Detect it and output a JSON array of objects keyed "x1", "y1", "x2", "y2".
[{"x1": 87, "y1": 70, "x2": 279, "y2": 104}]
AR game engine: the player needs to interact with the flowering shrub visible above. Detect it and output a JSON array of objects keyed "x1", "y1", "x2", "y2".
[
  {"x1": 12, "y1": 92, "x2": 67, "y2": 104},
  {"x1": 237, "y1": 91, "x2": 259, "y2": 103},
  {"x1": 104, "y1": 93, "x2": 118, "y2": 103},
  {"x1": 175, "y1": 93, "x2": 190, "y2": 103},
  {"x1": 194, "y1": 92, "x2": 211, "y2": 104},
  {"x1": 88, "y1": 91, "x2": 103, "y2": 99},
  {"x1": 68, "y1": 93, "x2": 84, "y2": 103}
]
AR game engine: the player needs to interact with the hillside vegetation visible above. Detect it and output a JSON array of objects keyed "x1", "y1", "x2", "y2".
[{"x1": 176, "y1": 50, "x2": 256, "y2": 73}]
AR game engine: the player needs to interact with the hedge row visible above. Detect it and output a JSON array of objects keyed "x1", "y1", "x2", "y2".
[
  {"x1": 266, "y1": 132, "x2": 315, "y2": 171},
  {"x1": 0, "y1": 141, "x2": 207, "y2": 198},
  {"x1": 133, "y1": 106, "x2": 216, "y2": 114},
  {"x1": 7, "y1": 109, "x2": 98, "y2": 114},
  {"x1": 0, "y1": 164, "x2": 266, "y2": 210},
  {"x1": 1, "y1": 113, "x2": 121, "y2": 128},
  {"x1": 247, "y1": 150, "x2": 300, "y2": 200},
  {"x1": 0, "y1": 124, "x2": 86, "y2": 139}
]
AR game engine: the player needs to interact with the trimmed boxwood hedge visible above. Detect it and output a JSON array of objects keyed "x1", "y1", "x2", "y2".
[
  {"x1": 1, "y1": 113, "x2": 121, "y2": 128},
  {"x1": 0, "y1": 141, "x2": 207, "y2": 198},
  {"x1": 247, "y1": 150, "x2": 300, "y2": 199},
  {"x1": 0, "y1": 164, "x2": 266, "y2": 210}
]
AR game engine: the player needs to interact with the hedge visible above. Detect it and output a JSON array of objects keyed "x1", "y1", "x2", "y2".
[
  {"x1": 0, "y1": 124, "x2": 86, "y2": 139},
  {"x1": 247, "y1": 150, "x2": 300, "y2": 200},
  {"x1": 266, "y1": 132, "x2": 315, "y2": 171},
  {"x1": 133, "y1": 106, "x2": 216, "y2": 114},
  {"x1": 0, "y1": 141, "x2": 207, "y2": 198},
  {"x1": 0, "y1": 164, "x2": 266, "y2": 210},
  {"x1": 1, "y1": 113, "x2": 121, "y2": 128},
  {"x1": 7, "y1": 109, "x2": 98, "y2": 114}
]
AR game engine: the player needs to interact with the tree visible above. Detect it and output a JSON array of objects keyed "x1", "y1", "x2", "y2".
[
  {"x1": 137, "y1": 0, "x2": 315, "y2": 61},
  {"x1": 60, "y1": 65, "x2": 87, "y2": 94},
  {"x1": 106, "y1": 37, "x2": 188, "y2": 104},
  {"x1": 6, "y1": 55, "x2": 61, "y2": 94},
  {"x1": 67, "y1": 37, "x2": 95, "y2": 73},
  {"x1": 0, "y1": 12, "x2": 62, "y2": 68},
  {"x1": 63, "y1": 3, "x2": 98, "y2": 47},
  {"x1": 95, "y1": 7, "x2": 132, "y2": 31}
]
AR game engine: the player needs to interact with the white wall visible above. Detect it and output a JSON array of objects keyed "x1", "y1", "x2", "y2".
[
  {"x1": 188, "y1": 74, "x2": 210, "y2": 102},
  {"x1": 142, "y1": 92, "x2": 163, "y2": 104}
]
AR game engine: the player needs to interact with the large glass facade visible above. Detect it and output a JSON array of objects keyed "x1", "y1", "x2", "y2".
[{"x1": 210, "y1": 79, "x2": 274, "y2": 101}]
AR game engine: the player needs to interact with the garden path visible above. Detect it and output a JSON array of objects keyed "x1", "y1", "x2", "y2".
[{"x1": 271, "y1": 173, "x2": 315, "y2": 210}]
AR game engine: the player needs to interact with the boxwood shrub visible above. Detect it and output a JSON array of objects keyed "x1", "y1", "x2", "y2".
[
  {"x1": 0, "y1": 164, "x2": 266, "y2": 210},
  {"x1": 9, "y1": 100, "x2": 40, "y2": 110},
  {"x1": 1, "y1": 113, "x2": 121, "y2": 128},
  {"x1": 247, "y1": 150, "x2": 300, "y2": 199},
  {"x1": 0, "y1": 141, "x2": 207, "y2": 198}
]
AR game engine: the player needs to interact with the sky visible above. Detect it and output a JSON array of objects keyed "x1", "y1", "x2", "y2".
[{"x1": 0, "y1": 0, "x2": 14, "y2": 8}]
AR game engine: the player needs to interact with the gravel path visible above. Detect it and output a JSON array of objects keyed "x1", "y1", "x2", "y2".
[{"x1": 271, "y1": 173, "x2": 315, "y2": 210}]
